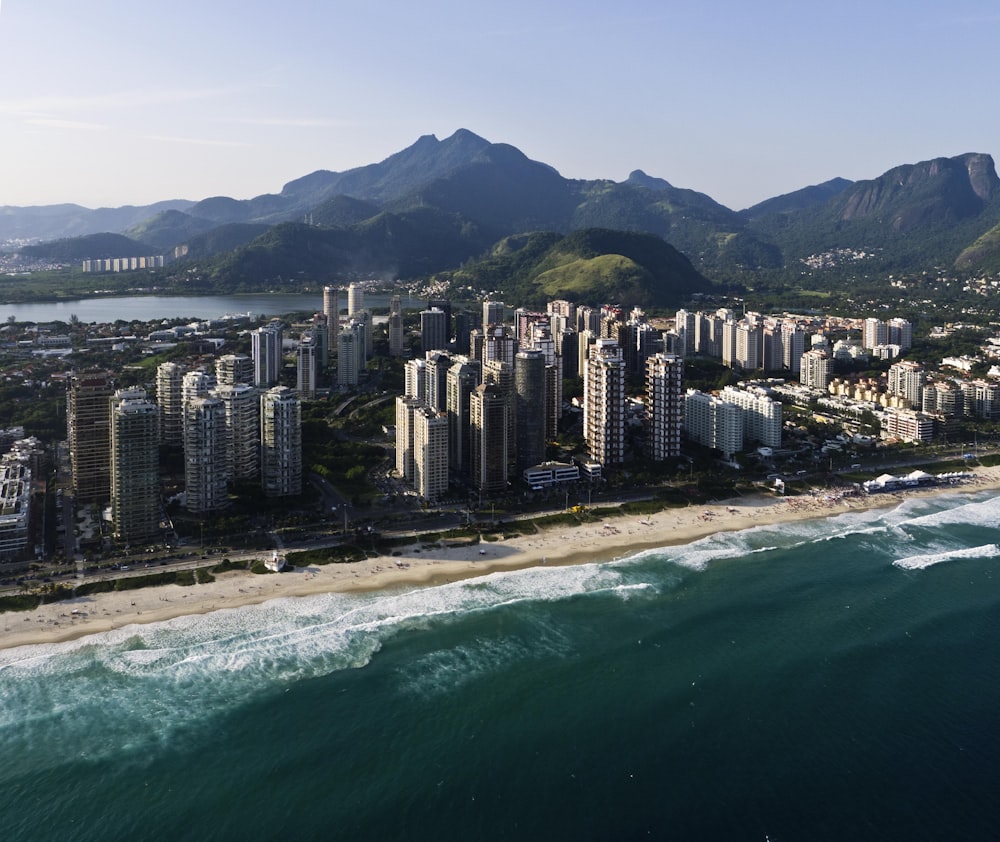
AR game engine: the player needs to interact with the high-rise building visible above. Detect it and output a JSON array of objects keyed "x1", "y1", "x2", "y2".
[
  {"x1": 395, "y1": 396, "x2": 424, "y2": 482},
  {"x1": 215, "y1": 354, "x2": 253, "y2": 387},
  {"x1": 683, "y1": 389, "x2": 744, "y2": 458},
  {"x1": 734, "y1": 322, "x2": 764, "y2": 371},
  {"x1": 413, "y1": 407, "x2": 449, "y2": 501},
  {"x1": 888, "y1": 360, "x2": 925, "y2": 408},
  {"x1": 888, "y1": 318, "x2": 913, "y2": 351},
  {"x1": 297, "y1": 331, "x2": 318, "y2": 399},
  {"x1": 182, "y1": 370, "x2": 215, "y2": 444},
  {"x1": 110, "y1": 389, "x2": 160, "y2": 543},
  {"x1": 211, "y1": 383, "x2": 260, "y2": 481},
  {"x1": 674, "y1": 310, "x2": 696, "y2": 357},
  {"x1": 800, "y1": 348, "x2": 833, "y2": 391},
  {"x1": 347, "y1": 282, "x2": 364, "y2": 316},
  {"x1": 646, "y1": 353, "x2": 684, "y2": 460},
  {"x1": 337, "y1": 321, "x2": 366, "y2": 387},
  {"x1": 261, "y1": 386, "x2": 302, "y2": 497},
  {"x1": 420, "y1": 307, "x2": 449, "y2": 353},
  {"x1": 584, "y1": 339, "x2": 625, "y2": 466},
  {"x1": 155, "y1": 361, "x2": 186, "y2": 446},
  {"x1": 863, "y1": 318, "x2": 889, "y2": 351},
  {"x1": 424, "y1": 351, "x2": 452, "y2": 412},
  {"x1": 446, "y1": 357, "x2": 482, "y2": 478},
  {"x1": 388, "y1": 294, "x2": 404, "y2": 357},
  {"x1": 0, "y1": 440, "x2": 35, "y2": 560},
  {"x1": 403, "y1": 358, "x2": 427, "y2": 401},
  {"x1": 781, "y1": 323, "x2": 807, "y2": 374},
  {"x1": 252, "y1": 322, "x2": 284, "y2": 387},
  {"x1": 720, "y1": 386, "x2": 782, "y2": 449},
  {"x1": 311, "y1": 313, "x2": 329, "y2": 366},
  {"x1": 514, "y1": 349, "x2": 547, "y2": 472},
  {"x1": 483, "y1": 359, "x2": 516, "y2": 475},
  {"x1": 483, "y1": 325, "x2": 517, "y2": 367},
  {"x1": 183, "y1": 396, "x2": 229, "y2": 513},
  {"x1": 470, "y1": 383, "x2": 508, "y2": 494},
  {"x1": 453, "y1": 310, "x2": 477, "y2": 355},
  {"x1": 323, "y1": 286, "x2": 340, "y2": 358},
  {"x1": 483, "y1": 299, "x2": 504, "y2": 327},
  {"x1": 67, "y1": 369, "x2": 113, "y2": 504}
]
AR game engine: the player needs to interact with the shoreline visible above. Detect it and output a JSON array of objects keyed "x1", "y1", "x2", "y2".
[{"x1": 3, "y1": 471, "x2": 998, "y2": 652}]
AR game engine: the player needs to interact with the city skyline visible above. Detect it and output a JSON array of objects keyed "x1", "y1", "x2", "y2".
[{"x1": 2, "y1": 1, "x2": 999, "y2": 211}]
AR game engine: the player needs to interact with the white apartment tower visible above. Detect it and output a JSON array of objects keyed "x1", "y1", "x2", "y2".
[
  {"x1": 261, "y1": 386, "x2": 302, "y2": 497},
  {"x1": 888, "y1": 360, "x2": 926, "y2": 408},
  {"x1": 800, "y1": 348, "x2": 833, "y2": 391},
  {"x1": 584, "y1": 339, "x2": 625, "y2": 466},
  {"x1": 211, "y1": 383, "x2": 260, "y2": 481},
  {"x1": 297, "y1": 332, "x2": 318, "y2": 399},
  {"x1": 646, "y1": 353, "x2": 684, "y2": 460},
  {"x1": 683, "y1": 390, "x2": 744, "y2": 459},
  {"x1": 155, "y1": 361, "x2": 186, "y2": 446},
  {"x1": 720, "y1": 386, "x2": 782, "y2": 449},
  {"x1": 183, "y1": 396, "x2": 229, "y2": 513},
  {"x1": 252, "y1": 322, "x2": 284, "y2": 387},
  {"x1": 215, "y1": 354, "x2": 253, "y2": 387},
  {"x1": 413, "y1": 407, "x2": 449, "y2": 501},
  {"x1": 395, "y1": 396, "x2": 424, "y2": 482}
]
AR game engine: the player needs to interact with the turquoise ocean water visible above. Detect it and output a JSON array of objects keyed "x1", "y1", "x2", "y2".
[{"x1": 2, "y1": 492, "x2": 999, "y2": 841}]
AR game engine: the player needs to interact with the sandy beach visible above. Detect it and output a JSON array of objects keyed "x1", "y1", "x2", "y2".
[{"x1": 4, "y1": 468, "x2": 998, "y2": 651}]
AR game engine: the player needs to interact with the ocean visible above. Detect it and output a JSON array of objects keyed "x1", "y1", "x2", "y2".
[{"x1": 2, "y1": 491, "x2": 999, "y2": 841}]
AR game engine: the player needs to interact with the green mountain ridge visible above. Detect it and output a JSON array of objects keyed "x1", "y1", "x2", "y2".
[{"x1": 7, "y1": 132, "x2": 1000, "y2": 294}]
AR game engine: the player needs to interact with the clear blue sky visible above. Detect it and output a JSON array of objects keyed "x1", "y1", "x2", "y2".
[{"x1": 1, "y1": 0, "x2": 997, "y2": 211}]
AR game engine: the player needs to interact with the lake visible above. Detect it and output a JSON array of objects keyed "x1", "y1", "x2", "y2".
[{"x1": 0, "y1": 292, "x2": 427, "y2": 325}]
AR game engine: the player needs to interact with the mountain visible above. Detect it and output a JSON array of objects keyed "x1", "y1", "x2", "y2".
[
  {"x1": 746, "y1": 153, "x2": 1000, "y2": 272},
  {"x1": 0, "y1": 200, "x2": 193, "y2": 243},
  {"x1": 20, "y1": 233, "x2": 154, "y2": 262},
  {"x1": 449, "y1": 228, "x2": 710, "y2": 309},
  {"x1": 740, "y1": 178, "x2": 853, "y2": 219},
  {"x1": 6, "y1": 134, "x2": 1000, "y2": 288}
]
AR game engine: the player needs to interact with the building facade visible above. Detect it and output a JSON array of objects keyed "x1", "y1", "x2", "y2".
[{"x1": 261, "y1": 386, "x2": 302, "y2": 497}]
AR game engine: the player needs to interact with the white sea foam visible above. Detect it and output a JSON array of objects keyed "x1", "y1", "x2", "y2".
[{"x1": 892, "y1": 543, "x2": 1000, "y2": 570}]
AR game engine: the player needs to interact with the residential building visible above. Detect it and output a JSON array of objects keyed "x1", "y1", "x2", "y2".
[
  {"x1": 183, "y1": 396, "x2": 229, "y2": 513},
  {"x1": 683, "y1": 389, "x2": 744, "y2": 458},
  {"x1": 470, "y1": 383, "x2": 508, "y2": 494},
  {"x1": 584, "y1": 339, "x2": 625, "y2": 466},
  {"x1": 413, "y1": 407, "x2": 449, "y2": 501},
  {"x1": 800, "y1": 348, "x2": 833, "y2": 391},
  {"x1": 261, "y1": 386, "x2": 302, "y2": 497},
  {"x1": 252, "y1": 322, "x2": 284, "y2": 387},
  {"x1": 514, "y1": 349, "x2": 547, "y2": 472},
  {"x1": 212, "y1": 383, "x2": 260, "y2": 481},
  {"x1": 297, "y1": 331, "x2": 318, "y2": 398},
  {"x1": 645, "y1": 353, "x2": 684, "y2": 460},
  {"x1": 110, "y1": 389, "x2": 160, "y2": 543},
  {"x1": 446, "y1": 357, "x2": 482, "y2": 478},
  {"x1": 388, "y1": 294, "x2": 404, "y2": 357},
  {"x1": 155, "y1": 361, "x2": 186, "y2": 446},
  {"x1": 215, "y1": 354, "x2": 253, "y2": 387},
  {"x1": 720, "y1": 385, "x2": 782, "y2": 448},
  {"x1": 67, "y1": 369, "x2": 113, "y2": 504}
]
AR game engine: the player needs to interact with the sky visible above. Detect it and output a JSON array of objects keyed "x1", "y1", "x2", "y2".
[{"x1": 1, "y1": 0, "x2": 998, "y2": 211}]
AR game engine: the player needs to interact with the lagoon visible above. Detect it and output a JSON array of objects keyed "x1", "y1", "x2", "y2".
[{"x1": 0, "y1": 292, "x2": 426, "y2": 325}]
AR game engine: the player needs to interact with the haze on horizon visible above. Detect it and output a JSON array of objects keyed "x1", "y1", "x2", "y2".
[{"x1": 1, "y1": 0, "x2": 998, "y2": 212}]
